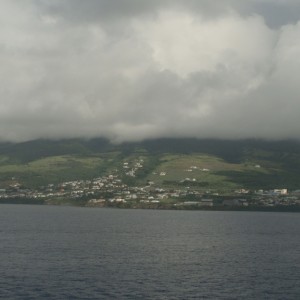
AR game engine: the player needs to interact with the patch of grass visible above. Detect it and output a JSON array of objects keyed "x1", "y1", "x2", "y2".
[
  {"x1": 0, "y1": 154, "x2": 115, "y2": 187},
  {"x1": 144, "y1": 154, "x2": 243, "y2": 191}
]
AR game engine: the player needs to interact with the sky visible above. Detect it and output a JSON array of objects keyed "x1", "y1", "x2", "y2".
[{"x1": 1, "y1": 0, "x2": 300, "y2": 143}]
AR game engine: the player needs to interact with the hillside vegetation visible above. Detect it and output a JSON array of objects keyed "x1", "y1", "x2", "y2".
[{"x1": 0, "y1": 138, "x2": 300, "y2": 190}]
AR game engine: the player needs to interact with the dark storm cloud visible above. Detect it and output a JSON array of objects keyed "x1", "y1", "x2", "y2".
[{"x1": 1, "y1": 0, "x2": 300, "y2": 142}]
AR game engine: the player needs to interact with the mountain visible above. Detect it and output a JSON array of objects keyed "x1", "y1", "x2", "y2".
[{"x1": 0, "y1": 138, "x2": 300, "y2": 190}]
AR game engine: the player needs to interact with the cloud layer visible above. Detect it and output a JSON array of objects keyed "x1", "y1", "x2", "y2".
[{"x1": 1, "y1": 0, "x2": 300, "y2": 142}]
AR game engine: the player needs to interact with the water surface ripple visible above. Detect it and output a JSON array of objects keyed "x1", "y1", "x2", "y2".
[{"x1": 0, "y1": 205, "x2": 299, "y2": 299}]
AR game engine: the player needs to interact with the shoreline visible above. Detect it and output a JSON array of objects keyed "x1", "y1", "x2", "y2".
[{"x1": 1, "y1": 200, "x2": 300, "y2": 212}]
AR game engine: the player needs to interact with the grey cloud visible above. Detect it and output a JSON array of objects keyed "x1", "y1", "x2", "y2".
[
  {"x1": 36, "y1": 0, "x2": 300, "y2": 28},
  {"x1": 1, "y1": 0, "x2": 300, "y2": 142}
]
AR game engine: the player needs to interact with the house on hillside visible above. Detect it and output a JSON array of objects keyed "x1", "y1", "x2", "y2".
[{"x1": 222, "y1": 199, "x2": 248, "y2": 206}]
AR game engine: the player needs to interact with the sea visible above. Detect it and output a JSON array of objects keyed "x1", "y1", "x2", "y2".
[{"x1": 0, "y1": 205, "x2": 299, "y2": 299}]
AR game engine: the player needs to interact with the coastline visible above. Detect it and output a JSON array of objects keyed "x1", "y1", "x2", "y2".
[{"x1": 1, "y1": 199, "x2": 300, "y2": 212}]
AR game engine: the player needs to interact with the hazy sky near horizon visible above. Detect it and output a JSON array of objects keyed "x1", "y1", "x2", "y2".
[{"x1": 1, "y1": 0, "x2": 300, "y2": 142}]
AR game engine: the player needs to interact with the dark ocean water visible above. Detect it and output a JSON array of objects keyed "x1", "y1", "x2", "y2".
[{"x1": 0, "y1": 205, "x2": 299, "y2": 299}]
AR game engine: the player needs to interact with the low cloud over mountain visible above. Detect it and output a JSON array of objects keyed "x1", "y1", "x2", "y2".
[{"x1": 1, "y1": 0, "x2": 300, "y2": 142}]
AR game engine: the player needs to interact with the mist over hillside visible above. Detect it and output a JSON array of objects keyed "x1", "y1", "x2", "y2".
[
  {"x1": 1, "y1": 137, "x2": 300, "y2": 162},
  {"x1": 1, "y1": 1, "x2": 300, "y2": 143}
]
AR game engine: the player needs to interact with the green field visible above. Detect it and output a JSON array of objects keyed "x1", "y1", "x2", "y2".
[
  {"x1": 0, "y1": 138, "x2": 300, "y2": 190},
  {"x1": 0, "y1": 153, "x2": 118, "y2": 187}
]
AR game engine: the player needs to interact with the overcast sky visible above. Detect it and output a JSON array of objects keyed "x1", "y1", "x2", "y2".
[{"x1": 1, "y1": 0, "x2": 300, "y2": 143}]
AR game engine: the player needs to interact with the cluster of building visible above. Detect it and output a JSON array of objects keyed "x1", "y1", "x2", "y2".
[
  {"x1": 1, "y1": 174, "x2": 300, "y2": 209},
  {"x1": 1, "y1": 158, "x2": 299, "y2": 209}
]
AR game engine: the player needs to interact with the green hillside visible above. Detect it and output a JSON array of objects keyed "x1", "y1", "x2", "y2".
[{"x1": 0, "y1": 138, "x2": 300, "y2": 190}]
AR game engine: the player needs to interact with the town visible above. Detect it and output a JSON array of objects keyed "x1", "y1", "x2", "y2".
[{"x1": 1, "y1": 171, "x2": 300, "y2": 211}]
